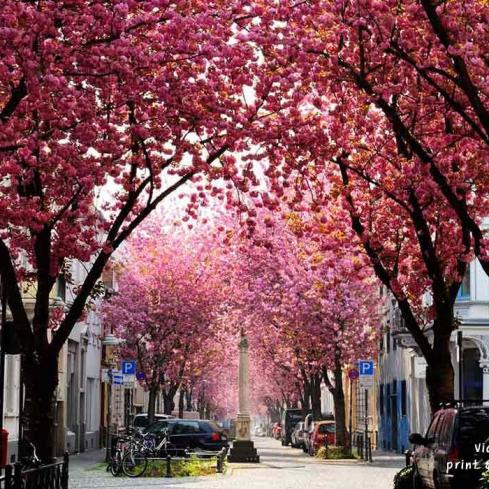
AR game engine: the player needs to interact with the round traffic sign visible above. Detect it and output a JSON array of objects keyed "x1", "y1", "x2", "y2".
[{"x1": 348, "y1": 368, "x2": 359, "y2": 380}]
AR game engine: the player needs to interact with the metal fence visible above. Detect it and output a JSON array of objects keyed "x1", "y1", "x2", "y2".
[
  {"x1": 352, "y1": 431, "x2": 373, "y2": 462},
  {"x1": 161, "y1": 448, "x2": 227, "y2": 478},
  {"x1": 0, "y1": 453, "x2": 69, "y2": 489}
]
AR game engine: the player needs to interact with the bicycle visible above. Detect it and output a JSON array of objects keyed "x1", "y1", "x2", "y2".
[
  {"x1": 18, "y1": 439, "x2": 42, "y2": 470},
  {"x1": 122, "y1": 428, "x2": 176, "y2": 478},
  {"x1": 108, "y1": 432, "x2": 151, "y2": 476}
]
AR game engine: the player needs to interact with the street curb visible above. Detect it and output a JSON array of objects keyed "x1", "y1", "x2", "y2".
[
  {"x1": 315, "y1": 459, "x2": 361, "y2": 465},
  {"x1": 226, "y1": 463, "x2": 264, "y2": 476}
]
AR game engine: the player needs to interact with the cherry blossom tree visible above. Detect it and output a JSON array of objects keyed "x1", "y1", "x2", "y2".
[
  {"x1": 103, "y1": 222, "x2": 225, "y2": 422},
  {"x1": 227, "y1": 208, "x2": 380, "y2": 446},
  {"x1": 241, "y1": 0, "x2": 489, "y2": 412},
  {"x1": 0, "y1": 0, "x2": 277, "y2": 458}
]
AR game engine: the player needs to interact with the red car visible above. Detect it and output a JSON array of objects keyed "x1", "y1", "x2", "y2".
[
  {"x1": 310, "y1": 421, "x2": 336, "y2": 455},
  {"x1": 272, "y1": 422, "x2": 282, "y2": 440}
]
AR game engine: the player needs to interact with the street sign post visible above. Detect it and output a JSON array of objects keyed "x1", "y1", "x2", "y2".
[
  {"x1": 358, "y1": 360, "x2": 375, "y2": 391},
  {"x1": 121, "y1": 360, "x2": 137, "y2": 375},
  {"x1": 359, "y1": 376, "x2": 375, "y2": 389},
  {"x1": 347, "y1": 368, "x2": 359, "y2": 455},
  {"x1": 348, "y1": 368, "x2": 359, "y2": 381},
  {"x1": 358, "y1": 360, "x2": 374, "y2": 376},
  {"x1": 112, "y1": 370, "x2": 123, "y2": 385},
  {"x1": 123, "y1": 374, "x2": 136, "y2": 389}
]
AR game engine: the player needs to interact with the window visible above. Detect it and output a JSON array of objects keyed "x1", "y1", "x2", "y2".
[
  {"x1": 438, "y1": 411, "x2": 455, "y2": 448},
  {"x1": 6, "y1": 356, "x2": 17, "y2": 413},
  {"x1": 426, "y1": 413, "x2": 441, "y2": 443},
  {"x1": 401, "y1": 381, "x2": 407, "y2": 416},
  {"x1": 86, "y1": 378, "x2": 95, "y2": 431},
  {"x1": 56, "y1": 275, "x2": 66, "y2": 302},
  {"x1": 318, "y1": 423, "x2": 335, "y2": 434},
  {"x1": 173, "y1": 421, "x2": 201, "y2": 434},
  {"x1": 457, "y1": 268, "x2": 471, "y2": 300}
]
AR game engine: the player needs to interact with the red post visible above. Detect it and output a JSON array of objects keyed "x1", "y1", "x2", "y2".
[{"x1": 0, "y1": 428, "x2": 9, "y2": 468}]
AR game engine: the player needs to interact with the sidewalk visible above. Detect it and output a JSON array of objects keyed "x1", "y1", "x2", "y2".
[{"x1": 69, "y1": 448, "x2": 106, "y2": 472}]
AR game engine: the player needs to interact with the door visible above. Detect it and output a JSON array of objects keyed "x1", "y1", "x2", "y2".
[
  {"x1": 434, "y1": 410, "x2": 455, "y2": 481},
  {"x1": 417, "y1": 413, "x2": 441, "y2": 488},
  {"x1": 170, "y1": 421, "x2": 202, "y2": 450},
  {"x1": 391, "y1": 397, "x2": 398, "y2": 451},
  {"x1": 391, "y1": 381, "x2": 398, "y2": 451}
]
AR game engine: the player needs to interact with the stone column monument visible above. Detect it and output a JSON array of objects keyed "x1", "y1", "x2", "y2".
[{"x1": 227, "y1": 332, "x2": 260, "y2": 463}]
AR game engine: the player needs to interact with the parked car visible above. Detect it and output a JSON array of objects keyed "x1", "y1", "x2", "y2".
[
  {"x1": 291, "y1": 422, "x2": 306, "y2": 449},
  {"x1": 132, "y1": 413, "x2": 174, "y2": 433},
  {"x1": 145, "y1": 419, "x2": 228, "y2": 453},
  {"x1": 303, "y1": 413, "x2": 334, "y2": 454},
  {"x1": 254, "y1": 425, "x2": 266, "y2": 437},
  {"x1": 310, "y1": 421, "x2": 336, "y2": 455},
  {"x1": 281, "y1": 409, "x2": 311, "y2": 446},
  {"x1": 272, "y1": 422, "x2": 282, "y2": 440},
  {"x1": 410, "y1": 406, "x2": 489, "y2": 489}
]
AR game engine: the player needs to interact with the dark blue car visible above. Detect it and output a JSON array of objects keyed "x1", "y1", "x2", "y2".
[{"x1": 145, "y1": 419, "x2": 228, "y2": 453}]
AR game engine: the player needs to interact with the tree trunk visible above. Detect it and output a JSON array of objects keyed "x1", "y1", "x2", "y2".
[
  {"x1": 426, "y1": 330, "x2": 455, "y2": 412},
  {"x1": 22, "y1": 352, "x2": 58, "y2": 462},
  {"x1": 302, "y1": 379, "x2": 311, "y2": 411},
  {"x1": 163, "y1": 385, "x2": 177, "y2": 415},
  {"x1": 332, "y1": 360, "x2": 347, "y2": 448},
  {"x1": 178, "y1": 388, "x2": 185, "y2": 418},
  {"x1": 147, "y1": 385, "x2": 159, "y2": 425},
  {"x1": 310, "y1": 374, "x2": 322, "y2": 419},
  {"x1": 204, "y1": 402, "x2": 210, "y2": 419},
  {"x1": 185, "y1": 389, "x2": 192, "y2": 411}
]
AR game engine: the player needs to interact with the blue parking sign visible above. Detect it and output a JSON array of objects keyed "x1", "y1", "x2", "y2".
[
  {"x1": 358, "y1": 360, "x2": 374, "y2": 376},
  {"x1": 121, "y1": 360, "x2": 136, "y2": 375}
]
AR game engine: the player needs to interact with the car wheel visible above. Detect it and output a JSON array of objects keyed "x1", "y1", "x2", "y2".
[{"x1": 412, "y1": 468, "x2": 423, "y2": 489}]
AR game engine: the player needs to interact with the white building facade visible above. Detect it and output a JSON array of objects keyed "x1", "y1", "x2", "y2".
[{"x1": 378, "y1": 258, "x2": 489, "y2": 453}]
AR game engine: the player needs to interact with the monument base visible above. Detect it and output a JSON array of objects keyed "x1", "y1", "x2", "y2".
[{"x1": 227, "y1": 440, "x2": 260, "y2": 463}]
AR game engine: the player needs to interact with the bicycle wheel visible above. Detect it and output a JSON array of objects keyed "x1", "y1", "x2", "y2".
[
  {"x1": 122, "y1": 451, "x2": 148, "y2": 478},
  {"x1": 109, "y1": 459, "x2": 119, "y2": 476},
  {"x1": 109, "y1": 453, "x2": 122, "y2": 476}
]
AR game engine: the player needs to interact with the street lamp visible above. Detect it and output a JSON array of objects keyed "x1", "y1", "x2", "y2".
[
  {"x1": 102, "y1": 334, "x2": 124, "y2": 462},
  {"x1": 102, "y1": 334, "x2": 124, "y2": 347}
]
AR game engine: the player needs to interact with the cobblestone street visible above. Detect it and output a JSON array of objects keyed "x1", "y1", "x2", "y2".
[{"x1": 70, "y1": 438, "x2": 403, "y2": 489}]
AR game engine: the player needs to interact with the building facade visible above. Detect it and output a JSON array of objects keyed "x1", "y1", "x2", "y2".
[{"x1": 377, "y1": 258, "x2": 489, "y2": 453}]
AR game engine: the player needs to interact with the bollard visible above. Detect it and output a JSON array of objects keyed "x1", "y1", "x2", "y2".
[
  {"x1": 62, "y1": 451, "x2": 69, "y2": 488},
  {"x1": 216, "y1": 450, "x2": 223, "y2": 474},
  {"x1": 404, "y1": 449, "x2": 412, "y2": 467},
  {"x1": 4, "y1": 464, "x2": 12, "y2": 489},
  {"x1": 368, "y1": 437, "x2": 373, "y2": 463},
  {"x1": 165, "y1": 453, "x2": 172, "y2": 478},
  {"x1": 13, "y1": 462, "x2": 22, "y2": 489}
]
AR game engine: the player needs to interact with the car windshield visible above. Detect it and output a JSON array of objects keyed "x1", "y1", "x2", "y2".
[
  {"x1": 289, "y1": 414, "x2": 302, "y2": 424},
  {"x1": 318, "y1": 424, "x2": 335, "y2": 434},
  {"x1": 205, "y1": 421, "x2": 223, "y2": 432},
  {"x1": 457, "y1": 408, "x2": 489, "y2": 455},
  {"x1": 145, "y1": 420, "x2": 170, "y2": 433},
  {"x1": 133, "y1": 416, "x2": 148, "y2": 428}
]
